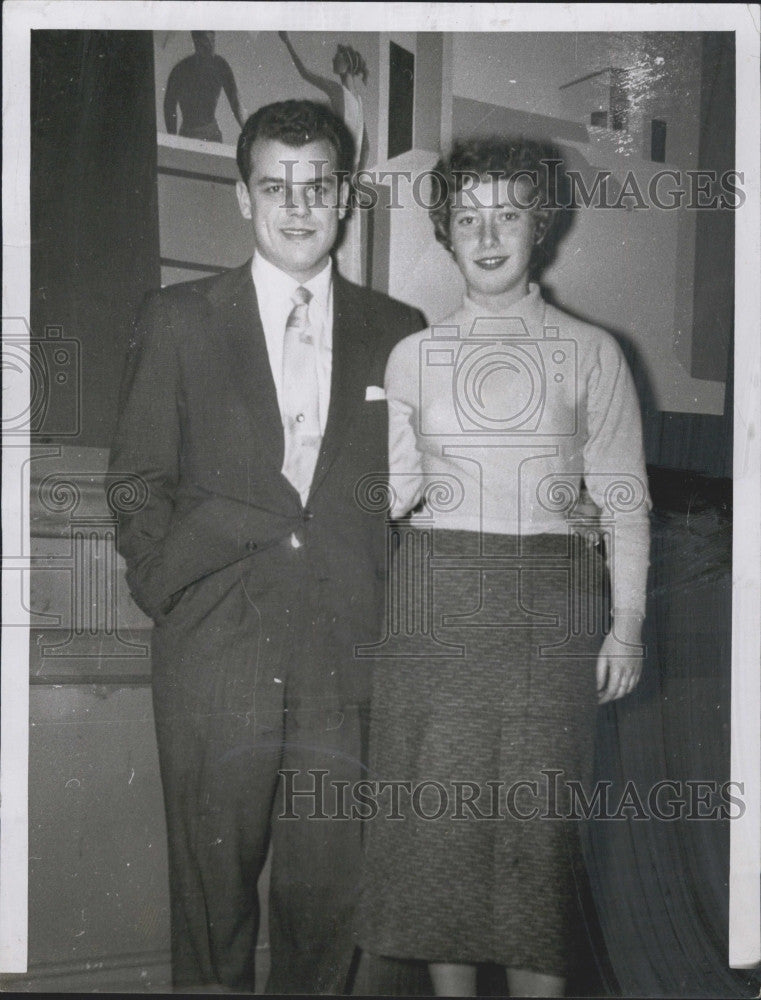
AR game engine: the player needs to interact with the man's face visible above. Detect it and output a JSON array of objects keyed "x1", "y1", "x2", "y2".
[{"x1": 236, "y1": 137, "x2": 348, "y2": 283}]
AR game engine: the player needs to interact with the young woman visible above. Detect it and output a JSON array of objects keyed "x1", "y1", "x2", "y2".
[{"x1": 359, "y1": 138, "x2": 651, "y2": 997}]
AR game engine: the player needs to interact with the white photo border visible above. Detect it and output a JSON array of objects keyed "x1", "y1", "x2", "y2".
[{"x1": 2, "y1": 0, "x2": 759, "y2": 976}]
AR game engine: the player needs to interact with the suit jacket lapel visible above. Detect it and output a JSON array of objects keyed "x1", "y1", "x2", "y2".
[
  {"x1": 211, "y1": 262, "x2": 286, "y2": 474},
  {"x1": 309, "y1": 272, "x2": 374, "y2": 500}
]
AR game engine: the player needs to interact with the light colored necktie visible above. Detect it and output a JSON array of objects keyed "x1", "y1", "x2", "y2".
[{"x1": 281, "y1": 286, "x2": 321, "y2": 503}]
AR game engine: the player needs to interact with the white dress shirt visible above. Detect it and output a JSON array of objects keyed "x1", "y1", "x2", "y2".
[{"x1": 251, "y1": 251, "x2": 333, "y2": 434}]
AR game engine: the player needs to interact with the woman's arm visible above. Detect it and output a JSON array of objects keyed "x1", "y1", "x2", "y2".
[
  {"x1": 582, "y1": 334, "x2": 652, "y2": 703},
  {"x1": 385, "y1": 338, "x2": 426, "y2": 518}
]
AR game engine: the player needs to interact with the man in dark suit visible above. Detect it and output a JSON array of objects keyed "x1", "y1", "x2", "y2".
[{"x1": 109, "y1": 100, "x2": 424, "y2": 994}]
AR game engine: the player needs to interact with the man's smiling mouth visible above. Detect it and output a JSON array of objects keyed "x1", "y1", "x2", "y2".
[{"x1": 281, "y1": 228, "x2": 316, "y2": 239}]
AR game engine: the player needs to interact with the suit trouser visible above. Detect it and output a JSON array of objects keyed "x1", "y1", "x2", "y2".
[{"x1": 150, "y1": 547, "x2": 370, "y2": 993}]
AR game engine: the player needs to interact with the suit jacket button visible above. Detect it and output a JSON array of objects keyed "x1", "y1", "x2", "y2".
[
  {"x1": 303, "y1": 510, "x2": 314, "y2": 520},
  {"x1": 245, "y1": 540, "x2": 258, "y2": 551}
]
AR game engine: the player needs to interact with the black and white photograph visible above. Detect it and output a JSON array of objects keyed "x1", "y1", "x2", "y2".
[{"x1": 1, "y1": 2, "x2": 760, "y2": 996}]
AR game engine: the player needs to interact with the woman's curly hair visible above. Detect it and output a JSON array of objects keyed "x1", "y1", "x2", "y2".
[{"x1": 429, "y1": 137, "x2": 563, "y2": 255}]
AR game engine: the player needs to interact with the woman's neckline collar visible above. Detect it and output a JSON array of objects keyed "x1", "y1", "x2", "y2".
[{"x1": 461, "y1": 282, "x2": 542, "y2": 317}]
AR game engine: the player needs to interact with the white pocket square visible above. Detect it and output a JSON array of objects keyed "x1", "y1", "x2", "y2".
[{"x1": 365, "y1": 386, "x2": 386, "y2": 401}]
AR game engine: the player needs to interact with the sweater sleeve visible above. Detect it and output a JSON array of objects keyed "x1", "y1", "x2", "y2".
[
  {"x1": 384, "y1": 336, "x2": 426, "y2": 518},
  {"x1": 582, "y1": 334, "x2": 651, "y2": 618}
]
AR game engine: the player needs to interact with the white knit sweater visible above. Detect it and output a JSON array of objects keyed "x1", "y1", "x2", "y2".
[{"x1": 385, "y1": 284, "x2": 652, "y2": 617}]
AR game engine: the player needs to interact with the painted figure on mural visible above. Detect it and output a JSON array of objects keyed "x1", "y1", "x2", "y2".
[
  {"x1": 163, "y1": 31, "x2": 246, "y2": 143},
  {"x1": 279, "y1": 31, "x2": 370, "y2": 170}
]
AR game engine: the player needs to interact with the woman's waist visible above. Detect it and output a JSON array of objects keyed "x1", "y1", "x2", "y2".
[
  {"x1": 384, "y1": 523, "x2": 606, "y2": 601},
  {"x1": 406, "y1": 506, "x2": 598, "y2": 537}
]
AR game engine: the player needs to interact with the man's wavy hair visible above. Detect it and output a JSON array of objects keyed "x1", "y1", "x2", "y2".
[
  {"x1": 236, "y1": 100, "x2": 355, "y2": 185},
  {"x1": 429, "y1": 137, "x2": 563, "y2": 256}
]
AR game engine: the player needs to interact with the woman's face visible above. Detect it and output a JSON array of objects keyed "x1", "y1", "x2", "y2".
[{"x1": 449, "y1": 174, "x2": 536, "y2": 307}]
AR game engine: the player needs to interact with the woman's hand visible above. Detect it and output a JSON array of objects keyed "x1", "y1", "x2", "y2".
[{"x1": 596, "y1": 614, "x2": 645, "y2": 704}]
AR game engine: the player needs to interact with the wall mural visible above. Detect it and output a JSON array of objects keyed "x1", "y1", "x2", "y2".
[{"x1": 163, "y1": 31, "x2": 246, "y2": 142}]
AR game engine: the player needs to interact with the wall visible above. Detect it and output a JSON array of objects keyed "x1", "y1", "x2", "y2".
[
  {"x1": 448, "y1": 32, "x2": 726, "y2": 420},
  {"x1": 154, "y1": 30, "x2": 380, "y2": 159},
  {"x1": 152, "y1": 32, "x2": 449, "y2": 304},
  {"x1": 451, "y1": 32, "x2": 703, "y2": 167},
  {"x1": 156, "y1": 136, "x2": 244, "y2": 286},
  {"x1": 154, "y1": 32, "x2": 385, "y2": 290},
  {"x1": 3, "y1": 446, "x2": 171, "y2": 992}
]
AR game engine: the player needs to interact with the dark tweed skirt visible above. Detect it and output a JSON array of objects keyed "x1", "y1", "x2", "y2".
[{"x1": 358, "y1": 528, "x2": 607, "y2": 976}]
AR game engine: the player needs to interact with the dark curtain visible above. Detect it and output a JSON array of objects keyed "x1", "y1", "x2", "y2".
[
  {"x1": 582, "y1": 33, "x2": 745, "y2": 995},
  {"x1": 586, "y1": 469, "x2": 754, "y2": 998},
  {"x1": 31, "y1": 30, "x2": 160, "y2": 449}
]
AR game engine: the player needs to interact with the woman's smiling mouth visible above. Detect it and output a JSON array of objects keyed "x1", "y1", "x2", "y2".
[{"x1": 474, "y1": 255, "x2": 509, "y2": 269}]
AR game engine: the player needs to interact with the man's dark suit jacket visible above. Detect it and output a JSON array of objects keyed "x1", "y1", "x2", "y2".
[
  {"x1": 110, "y1": 260, "x2": 425, "y2": 699},
  {"x1": 108, "y1": 260, "x2": 425, "y2": 991}
]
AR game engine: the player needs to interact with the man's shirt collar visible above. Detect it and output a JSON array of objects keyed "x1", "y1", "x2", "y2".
[{"x1": 251, "y1": 252, "x2": 332, "y2": 315}]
